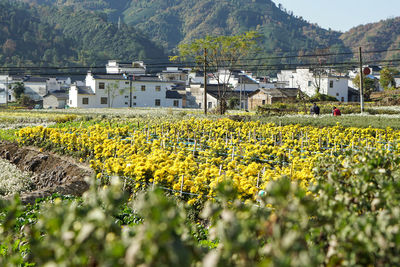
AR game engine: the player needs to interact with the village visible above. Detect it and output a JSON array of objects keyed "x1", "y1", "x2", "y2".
[{"x1": 1, "y1": 59, "x2": 397, "y2": 110}]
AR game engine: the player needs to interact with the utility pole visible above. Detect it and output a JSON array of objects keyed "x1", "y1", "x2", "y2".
[
  {"x1": 5, "y1": 76, "x2": 8, "y2": 109},
  {"x1": 129, "y1": 76, "x2": 133, "y2": 108},
  {"x1": 239, "y1": 75, "x2": 242, "y2": 110},
  {"x1": 203, "y1": 48, "x2": 207, "y2": 115},
  {"x1": 359, "y1": 47, "x2": 364, "y2": 113}
]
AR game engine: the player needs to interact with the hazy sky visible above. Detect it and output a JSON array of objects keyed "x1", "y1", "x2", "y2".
[{"x1": 273, "y1": 0, "x2": 400, "y2": 32}]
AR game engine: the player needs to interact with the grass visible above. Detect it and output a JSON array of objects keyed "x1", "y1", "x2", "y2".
[
  {"x1": 0, "y1": 129, "x2": 18, "y2": 142},
  {"x1": 256, "y1": 114, "x2": 400, "y2": 129},
  {"x1": 1, "y1": 107, "x2": 400, "y2": 141}
]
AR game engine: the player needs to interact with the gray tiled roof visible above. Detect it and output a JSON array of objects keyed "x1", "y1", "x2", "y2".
[
  {"x1": 93, "y1": 74, "x2": 163, "y2": 82},
  {"x1": 45, "y1": 90, "x2": 68, "y2": 99},
  {"x1": 77, "y1": 86, "x2": 95, "y2": 95},
  {"x1": 251, "y1": 88, "x2": 299, "y2": 98},
  {"x1": 166, "y1": 90, "x2": 182, "y2": 99},
  {"x1": 93, "y1": 74, "x2": 125, "y2": 80},
  {"x1": 24, "y1": 76, "x2": 48, "y2": 83}
]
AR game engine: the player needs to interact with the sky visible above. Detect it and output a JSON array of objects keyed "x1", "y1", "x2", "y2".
[{"x1": 273, "y1": 0, "x2": 400, "y2": 32}]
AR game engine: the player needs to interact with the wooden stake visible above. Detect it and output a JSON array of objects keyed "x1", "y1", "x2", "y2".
[{"x1": 180, "y1": 174, "x2": 184, "y2": 197}]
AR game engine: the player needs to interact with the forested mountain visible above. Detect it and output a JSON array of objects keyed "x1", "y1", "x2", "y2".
[
  {"x1": 0, "y1": 0, "x2": 166, "y2": 67},
  {"x1": 3, "y1": 0, "x2": 400, "y2": 69},
  {"x1": 340, "y1": 17, "x2": 400, "y2": 61},
  {"x1": 22, "y1": 0, "x2": 347, "y2": 52},
  {"x1": 0, "y1": 1, "x2": 75, "y2": 66}
]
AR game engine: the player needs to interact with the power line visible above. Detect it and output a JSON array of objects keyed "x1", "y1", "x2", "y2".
[
  {"x1": 1, "y1": 47, "x2": 398, "y2": 71},
  {"x1": 0, "y1": 49, "x2": 399, "y2": 75}
]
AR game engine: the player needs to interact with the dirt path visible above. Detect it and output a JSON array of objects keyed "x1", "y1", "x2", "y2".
[{"x1": 0, "y1": 141, "x2": 93, "y2": 204}]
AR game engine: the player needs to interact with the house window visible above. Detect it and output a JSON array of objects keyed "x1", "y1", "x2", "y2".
[
  {"x1": 330, "y1": 81, "x2": 334, "y2": 88},
  {"x1": 70, "y1": 100, "x2": 72, "y2": 105},
  {"x1": 125, "y1": 102, "x2": 128, "y2": 105},
  {"x1": 99, "y1": 82, "x2": 105, "y2": 89},
  {"x1": 208, "y1": 102, "x2": 212, "y2": 109},
  {"x1": 155, "y1": 99, "x2": 161, "y2": 106},
  {"x1": 101, "y1": 97, "x2": 108, "y2": 105},
  {"x1": 133, "y1": 102, "x2": 136, "y2": 106},
  {"x1": 125, "y1": 95, "x2": 129, "y2": 98},
  {"x1": 262, "y1": 100, "x2": 266, "y2": 105},
  {"x1": 125, "y1": 81, "x2": 129, "y2": 85},
  {"x1": 133, "y1": 96, "x2": 137, "y2": 99},
  {"x1": 336, "y1": 93, "x2": 339, "y2": 96},
  {"x1": 308, "y1": 81, "x2": 312, "y2": 87},
  {"x1": 141, "y1": 85, "x2": 146, "y2": 91},
  {"x1": 9, "y1": 94, "x2": 11, "y2": 101},
  {"x1": 173, "y1": 100, "x2": 179, "y2": 107},
  {"x1": 82, "y1": 98, "x2": 89, "y2": 105},
  {"x1": 341, "y1": 97, "x2": 344, "y2": 102},
  {"x1": 155, "y1": 86, "x2": 161, "y2": 92}
]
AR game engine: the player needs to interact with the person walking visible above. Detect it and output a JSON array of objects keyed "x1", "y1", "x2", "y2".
[
  {"x1": 333, "y1": 106, "x2": 341, "y2": 116},
  {"x1": 310, "y1": 103, "x2": 320, "y2": 115}
]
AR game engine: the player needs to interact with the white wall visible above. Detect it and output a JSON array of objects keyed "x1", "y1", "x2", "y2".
[
  {"x1": 186, "y1": 85, "x2": 218, "y2": 109},
  {"x1": 23, "y1": 82, "x2": 47, "y2": 101},
  {"x1": 70, "y1": 76, "x2": 181, "y2": 108},
  {"x1": 278, "y1": 68, "x2": 349, "y2": 102},
  {"x1": 323, "y1": 78, "x2": 349, "y2": 102},
  {"x1": 0, "y1": 75, "x2": 15, "y2": 103},
  {"x1": 208, "y1": 70, "x2": 259, "y2": 92}
]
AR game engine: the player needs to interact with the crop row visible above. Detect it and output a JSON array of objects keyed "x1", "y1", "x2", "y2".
[{"x1": 16, "y1": 118, "x2": 400, "y2": 203}]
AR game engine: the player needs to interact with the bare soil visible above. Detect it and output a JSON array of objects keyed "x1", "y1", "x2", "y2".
[{"x1": 0, "y1": 141, "x2": 93, "y2": 204}]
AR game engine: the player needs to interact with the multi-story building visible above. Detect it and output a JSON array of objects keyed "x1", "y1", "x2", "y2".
[
  {"x1": 278, "y1": 68, "x2": 349, "y2": 102},
  {"x1": 68, "y1": 72, "x2": 182, "y2": 108}
]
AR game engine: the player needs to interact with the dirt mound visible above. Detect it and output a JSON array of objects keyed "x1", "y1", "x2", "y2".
[{"x1": 0, "y1": 141, "x2": 93, "y2": 203}]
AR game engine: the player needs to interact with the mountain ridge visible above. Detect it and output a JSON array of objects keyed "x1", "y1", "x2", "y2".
[{"x1": 2, "y1": 0, "x2": 399, "y2": 69}]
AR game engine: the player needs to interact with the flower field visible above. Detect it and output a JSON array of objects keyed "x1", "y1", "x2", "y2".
[
  {"x1": 0, "y1": 159, "x2": 33, "y2": 196},
  {"x1": 16, "y1": 117, "x2": 400, "y2": 203},
  {"x1": 3, "y1": 111, "x2": 400, "y2": 265}
]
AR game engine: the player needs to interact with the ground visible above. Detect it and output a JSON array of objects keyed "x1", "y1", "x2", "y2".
[{"x1": 0, "y1": 141, "x2": 92, "y2": 203}]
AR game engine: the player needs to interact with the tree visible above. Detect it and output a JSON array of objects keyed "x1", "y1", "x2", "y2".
[
  {"x1": 228, "y1": 96, "x2": 240, "y2": 110},
  {"x1": 12, "y1": 82, "x2": 25, "y2": 101},
  {"x1": 352, "y1": 74, "x2": 376, "y2": 101},
  {"x1": 172, "y1": 31, "x2": 259, "y2": 114},
  {"x1": 380, "y1": 67, "x2": 398, "y2": 90},
  {"x1": 2, "y1": 39, "x2": 16, "y2": 56},
  {"x1": 105, "y1": 82, "x2": 128, "y2": 108}
]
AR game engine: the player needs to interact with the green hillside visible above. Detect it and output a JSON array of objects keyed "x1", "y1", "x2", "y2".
[
  {"x1": 122, "y1": 0, "x2": 346, "y2": 54},
  {"x1": 21, "y1": 0, "x2": 347, "y2": 51},
  {"x1": 0, "y1": 0, "x2": 166, "y2": 67},
  {"x1": 4, "y1": 0, "x2": 400, "y2": 70}
]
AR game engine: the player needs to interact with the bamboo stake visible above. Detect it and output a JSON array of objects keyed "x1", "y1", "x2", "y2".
[{"x1": 180, "y1": 174, "x2": 184, "y2": 197}]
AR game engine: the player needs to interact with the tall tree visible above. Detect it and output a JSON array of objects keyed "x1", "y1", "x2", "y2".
[
  {"x1": 172, "y1": 31, "x2": 259, "y2": 114},
  {"x1": 12, "y1": 82, "x2": 25, "y2": 101},
  {"x1": 353, "y1": 74, "x2": 376, "y2": 101},
  {"x1": 105, "y1": 82, "x2": 128, "y2": 108},
  {"x1": 380, "y1": 67, "x2": 398, "y2": 90}
]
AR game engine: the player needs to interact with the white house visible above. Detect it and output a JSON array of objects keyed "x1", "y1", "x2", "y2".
[
  {"x1": 208, "y1": 69, "x2": 260, "y2": 92},
  {"x1": 0, "y1": 74, "x2": 72, "y2": 104},
  {"x1": 43, "y1": 90, "x2": 68, "y2": 109},
  {"x1": 106, "y1": 60, "x2": 146, "y2": 75},
  {"x1": 348, "y1": 66, "x2": 384, "y2": 92},
  {"x1": 68, "y1": 72, "x2": 182, "y2": 108},
  {"x1": 187, "y1": 71, "x2": 206, "y2": 85},
  {"x1": 186, "y1": 83, "x2": 250, "y2": 110},
  {"x1": 158, "y1": 67, "x2": 191, "y2": 82},
  {"x1": 20, "y1": 76, "x2": 48, "y2": 101},
  {"x1": 0, "y1": 75, "x2": 13, "y2": 104},
  {"x1": 278, "y1": 68, "x2": 349, "y2": 102}
]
